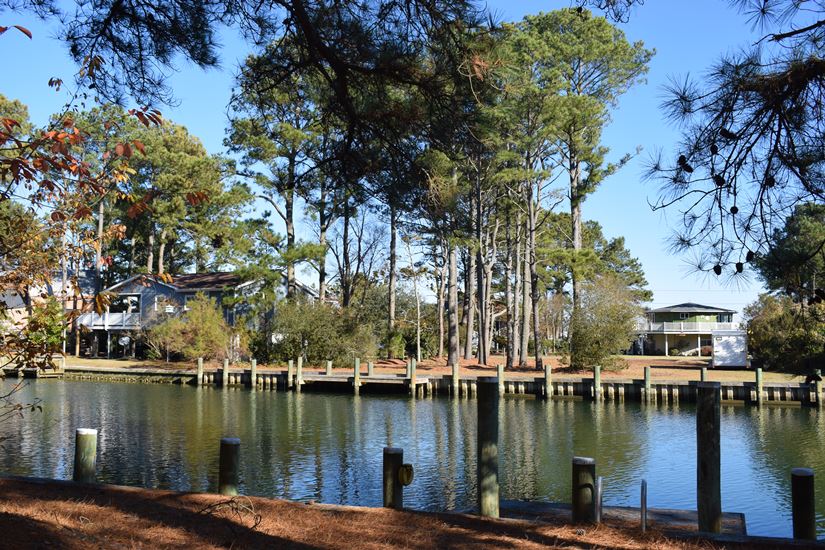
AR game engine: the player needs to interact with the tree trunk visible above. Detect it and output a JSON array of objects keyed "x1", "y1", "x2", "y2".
[
  {"x1": 436, "y1": 252, "x2": 446, "y2": 358},
  {"x1": 318, "y1": 207, "x2": 328, "y2": 302},
  {"x1": 570, "y1": 153, "x2": 583, "y2": 307},
  {"x1": 528, "y1": 188, "x2": 543, "y2": 371},
  {"x1": 387, "y1": 204, "x2": 397, "y2": 358},
  {"x1": 146, "y1": 227, "x2": 155, "y2": 274},
  {"x1": 447, "y1": 242, "x2": 461, "y2": 367},
  {"x1": 505, "y1": 211, "x2": 516, "y2": 370},
  {"x1": 519, "y1": 222, "x2": 531, "y2": 368},
  {"x1": 157, "y1": 229, "x2": 167, "y2": 275},
  {"x1": 96, "y1": 200, "x2": 104, "y2": 291},
  {"x1": 463, "y1": 250, "x2": 476, "y2": 360},
  {"x1": 341, "y1": 198, "x2": 352, "y2": 307},
  {"x1": 127, "y1": 229, "x2": 136, "y2": 277},
  {"x1": 286, "y1": 160, "x2": 296, "y2": 298}
]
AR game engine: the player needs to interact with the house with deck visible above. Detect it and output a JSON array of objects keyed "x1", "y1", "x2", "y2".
[
  {"x1": 77, "y1": 271, "x2": 317, "y2": 357},
  {"x1": 636, "y1": 302, "x2": 737, "y2": 356}
]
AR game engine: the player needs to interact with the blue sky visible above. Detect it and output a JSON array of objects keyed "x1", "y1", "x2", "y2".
[{"x1": 1, "y1": 0, "x2": 769, "y2": 318}]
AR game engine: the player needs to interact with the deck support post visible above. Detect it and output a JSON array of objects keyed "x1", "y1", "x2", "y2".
[
  {"x1": 755, "y1": 367, "x2": 763, "y2": 405},
  {"x1": 572, "y1": 457, "x2": 596, "y2": 523},
  {"x1": 697, "y1": 382, "x2": 722, "y2": 533},
  {"x1": 222, "y1": 359, "x2": 229, "y2": 387},
  {"x1": 296, "y1": 356, "x2": 303, "y2": 390},
  {"x1": 218, "y1": 437, "x2": 240, "y2": 496},
  {"x1": 477, "y1": 377, "x2": 499, "y2": 518},
  {"x1": 72, "y1": 428, "x2": 98, "y2": 483},
  {"x1": 644, "y1": 366, "x2": 651, "y2": 403},
  {"x1": 197, "y1": 357, "x2": 203, "y2": 385},
  {"x1": 496, "y1": 363, "x2": 504, "y2": 395},
  {"x1": 354, "y1": 358, "x2": 361, "y2": 395},
  {"x1": 250, "y1": 359, "x2": 257, "y2": 389},
  {"x1": 451, "y1": 363, "x2": 459, "y2": 397},
  {"x1": 287, "y1": 360, "x2": 294, "y2": 390},
  {"x1": 409, "y1": 359, "x2": 417, "y2": 397},
  {"x1": 791, "y1": 467, "x2": 816, "y2": 540},
  {"x1": 367, "y1": 361, "x2": 374, "y2": 377},
  {"x1": 593, "y1": 365, "x2": 601, "y2": 401},
  {"x1": 544, "y1": 364, "x2": 552, "y2": 400}
]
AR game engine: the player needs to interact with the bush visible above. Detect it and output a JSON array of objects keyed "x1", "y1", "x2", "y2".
[
  {"x1": 744, "y1": 294, "x2": 825, "y2": 373},
  {"x1": 387, "y1": 331, "x2": 405, "y2": 359},
  {"x1": 146, "y1": 293, "x2": 231, "y2": 361},
  {"x1": 701, "y1": 345, "x2": 713, "y2": 356},
  {"x1": 565, "y1": 275, "x2": 641, "y2": 371},
  {"x1": 669, "y1": 348, "x2": 681, "y2": 356}
]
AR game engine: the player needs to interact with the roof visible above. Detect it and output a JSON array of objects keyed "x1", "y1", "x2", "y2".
[
  {"x1": 169, "y1": 272, "x2": 243, "y2": 291},
  {"x1": 649, "y1": 302, "x2": 736, "y2": 314}
]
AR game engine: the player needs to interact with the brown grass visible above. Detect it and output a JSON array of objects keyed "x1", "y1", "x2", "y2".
[{"x1": 0, "y1": 478, "x2": 742, "y2": 549}]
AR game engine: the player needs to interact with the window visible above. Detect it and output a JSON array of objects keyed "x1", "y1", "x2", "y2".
[
  {"x1": 679, "y1": 312, "x2": 689, "y2": 320},
  {"x1": 109, "y1": 295, "x2": 140, "y2": 314}
]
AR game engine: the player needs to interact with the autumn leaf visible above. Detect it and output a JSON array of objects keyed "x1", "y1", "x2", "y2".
[{"x1": 13, "y1": 26, "x2": 32, "y2": 39}]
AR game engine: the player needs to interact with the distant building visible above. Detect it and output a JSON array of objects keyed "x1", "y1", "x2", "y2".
[{"x1": 635, "y1": 302, "x2": 737, "y2": 356}]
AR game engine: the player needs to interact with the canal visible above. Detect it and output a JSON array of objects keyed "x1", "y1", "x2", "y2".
[{"x1": 0, "y1": 379, "x2": 822, "y2": 538}]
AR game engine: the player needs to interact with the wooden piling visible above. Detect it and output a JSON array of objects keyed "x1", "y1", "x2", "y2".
[
  {"x1": 572, "y1": 456, "x2": 596, "y2": 523},
  {"x1": 368, "y1": 361, "x2": 374, "y2": 377},
  {"x1": 701, "y1": 367, "x2": 708, "y2": 382},
  {"x1": 409, "y1": 359, "x2": 417, "y2": 397},
  {"x1": 644, "y1": 366, "x2": 651, "y2": 402},
  {"x1": 383, "y1": 447, "x2": 403, "y2": 509},
  {"x1": 197, "y1": 357, "x2": 204, "y2": 385},
  {"x1": 287, "y1": 360, "x2": 294, "y2": 390},
  {"x1": 218, "y1": 437, "x2": 240, "y2": 496},
  {"x1": 451, "y1": 364, "x2": 459, "y2": 396},
  {"x1": 406, "y1": 359, "x2": 411, "y2": 378},
  {"x1": 593, "y1": 365, "x2": 601, "y2": 401},
  {"x1": 326, "y1": 360, "x2": 333, "y2": 376},
  {"x1": 755, "y1": 367, "x2": 763, "y2": 405},
  {"x1": 641, "y1": 479, "x2": 648, "y2": 533},
  {"x1": 250, "y1": 359, "x2": 257, "y2": 389},
  {"x1": 697, "y1": 381, "x2": 722, "y2": 533},
  {"x1": 544, "y1": 364, "x2": 552, "y2": 400},
  {"x1": 354, "y1": 358, "x2": 361, "y2": 394},
  {"x1": 72, "y1": 428, "x2": 98, "y2": 483},
  {"x1": 791, "y1": 467, "x2": 816, "y2": 540},
  {"x1": 496, "y1": 363, "x2": 504, "y2": 395},
  {"x1": 815, "y1": 369, "x2": 822, "y2": 408},
  {"x1": 477, "y1": 377, "x2": 499, "y2": 518},
  {"x1": 222, "y1": 359, "x2": 229, "y2": 387},
  {"x1": 296, "y1": 356, "x2": 303, "y2": 390}
]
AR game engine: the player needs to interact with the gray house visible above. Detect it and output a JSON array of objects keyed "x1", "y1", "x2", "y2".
[{"x1": 77, "y1": 271, "x2": 317, "y2": 357}]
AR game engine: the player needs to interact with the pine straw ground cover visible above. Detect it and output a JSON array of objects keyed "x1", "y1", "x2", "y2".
[{"x1": 0, "y1": 477, "x2": 788, "y2": 550}]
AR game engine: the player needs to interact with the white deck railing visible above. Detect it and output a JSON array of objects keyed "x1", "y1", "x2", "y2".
[
  {"x1": 77, "y1": 311, "x2": 141, "y2": 329},
  {"x1": 637, "y1": 321, "x2": 735, "y2": 333}
]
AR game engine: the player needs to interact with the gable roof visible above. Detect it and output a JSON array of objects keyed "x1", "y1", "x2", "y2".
[
  {"x1": 171, "y1": 272, "x2": 243, "y2": 291},
  {"x1": 649, "y1": 302, "x2": 736, "y2": 314}
]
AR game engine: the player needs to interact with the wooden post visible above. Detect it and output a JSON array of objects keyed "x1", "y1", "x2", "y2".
[
  {"x1": 696, "y1": 382, "x2": 722, "y2": 533},
  {"x1": 250, "y1": 359, "x2": 257, "y2": 389},
  {"x1": 572, "y1": 456, "x2": 596, "y2": 523},
  {"x1": 218, "y1": 437, "x2": 240, "y2": 496},
  {"x1": 497, "y1": 363, "x2": 504, "y2": 395},
  {"x1": 405, "y1": 358, "x2": 411, "y2": 378},
  {"x1": 815, "y1": 369, "x2": 823, "y2": 409},
  {"x1": 222, "y1": 358, "x2": 229, "y2": 387},
  {"x1": 383, "y1": 447, "x2": 403, "y2": 509},
  {"x1": 791, "y1": 467, "x2": 816, "y2": 540},
  {"x1": 644, "y1": 366, "x2": 651, "y2": 402},
  {"x1": 641, "y1": 479, "x2": 648, "y2": 533},
  {"x1": 72, "y1": 428, "x2": 98, "y2": 483},
  {"x1": 755, "y1": 367, "x2": 763, "y2": 405},
  {"x1": 593, "y1": 365, "x2": 601, "y2": 401},
  {"x1": 368, "y1": 361, "x2": 374, "y2": 377},
  {"x1": 326, "y1": 360, "x2": 332, "y2": 376},
  {"x1": 700, "y1": 367, "x2": 708, "y2": 382},
  {"x1": 354, "y1": 357, "x2": 361, "y2": 394},
  {"x1": 544, "y1": 364, "x2": 552, "y2": 400},
  {"x1": 197, "y1": 357, "x2": 204, "y2": 385},
  {"x1": 296, "y1": 356, "x2": 303, "y2": 390},
  {"x1": 595, "y1": 476, "x2": 603, "y2": 524},
  {"x1": 477, "y1": 377, "x2": 499, "y2": 518},
  {"x1": 287, "y1": 359, "x2": 294, "y2": 390},
  {"x1": 451, "y1": 364, "x2": 459, "y2": 396},
  {"x1": 409, "y1": 359, "x2": 417, "y2": 397}
]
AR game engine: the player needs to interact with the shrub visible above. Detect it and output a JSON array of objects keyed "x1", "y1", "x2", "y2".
[
  {"x1": 565, "y1": 275, "x2": 641, "y2": 371},
  {"x1": 701, "y1": 345, "x2": 713, "y2": 356},
  {"x1": 669, "y1": 348, "x2": 681, "y2": 356},
  {"x1": 146, "y1": 293, "x2": 230, "y2": 361},
  {"x1": 387, "y1": 331, "x2": 405, "y2": 359}
]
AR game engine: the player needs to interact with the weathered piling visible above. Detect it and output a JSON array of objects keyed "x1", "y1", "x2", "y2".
[
  {"x1": 326, "y1": 360, "x2": 332, "y2": 376},
  {"x1": 572, "y1": 456, "x2": 596, "y2": 523},
  {"x1": 593, "y1": 366, "x2": 602, "y2": 401},
  {"x1": 405, "y1": 359, "x2": 411, "y2": 378},
  {"x1": 287, "y1": 360, "x2": 294, "y2": 390},
  {"x1": 218, "y1": 437, "x2": 240, "y2": 496},
  {"x1": 641, "y1": 479, "x2": 648, "y2": 533},
  {"x1": 197, "y1": 357, "x2": 204, "y2": 385},
  {"x1": 644, "y1": 367, "x2": 651, "y2": 402},
  {"x1": 296, "y1": 356, "x2": 304, "y2": 390},
  {"x1": 595, "y1": 476, "x2": 603, "y2": 523},
  {"x1": 701, "y1": 367, "x2": 708, "y2": 382},
  {"x1": 791, "y1": 467, "x2": 816, "y2": 540},
  {"x1": 816, "y1": 369, "x2": 823, "y2": 409},
  {"x1": 367, "y1": 361, "x2": 374, "y2": 377},
  {"x1": 222, "y1": 359, "x2": 229, "y2": 387},
  {"x1": 697, "y1": 382, "x2": 722, "y2": 533},
  {"x1": 250, "y1": 359, "x2": 257, "y2": 389},
  {"x1": 496, "y1": 364, "x2": 504, "y2": 395},
  {"x1": 354, "y1": 358, "x2": 361, "y2": 395},
  {"x1": 383, "y1": 447, "x2": 403, "y2": 508},
  {"x1": 477, "y1": 377, "x2": 499, "y2": 518},
  {"x1": 72, "y1": 428, "x2": 98, "y2": 483},
  {"x1": 409, "y1": 359, "x2": 417, "y2": 397},
  {"x1": 544, "y1": 364, "x2": 552, "y2": 400},
  {"x1": 451, "y1": 364, "x2": 459, "y2": 396},
  {"x1": 755, "y1": 367, "x2": 763, "y2": 405}
]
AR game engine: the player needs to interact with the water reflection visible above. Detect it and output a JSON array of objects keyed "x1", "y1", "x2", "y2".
[{"x1": 0, "y1": 379, "x2": 822, "y2": 537}]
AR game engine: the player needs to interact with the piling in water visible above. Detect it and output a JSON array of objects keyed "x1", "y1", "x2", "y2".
[
  {"x1": 496, "y1": 364, "x2": 504, "y2": 395},
  {"x1": 644, "y1": 367, "x2": 651, "y2": 402},
  {"x1": 572, "y1": 456, "x2": 596, "y2": 523},
  {"x1": 383, "y1": 447, "x2": 403, "y2": 509},
  {"x1": 287, "y1": 360, "x2": 294, "y2": 390},
  {"x1": 593, "y1": 365, "x2": 601, "y2": 401},
  {"x1": 641, "y1": 479, "x2": 648, "y2": 533},
  {"x1": 451, "y1": 364, "x2": 459, "y2": 396},
  {"x1": 697, "y1": 382, "x2": 722, "y2": 533},
  {"x1": 791, "y1": 467, "x2": 816, "y2": 540},
  {"x1": 368, "y1": 361, "x2": 374, "y2": 377},
  {"x1": 409, "y1": 359, "x2": 417, "y2": 397},
  {"x1": 72, "y1": 428, "x2": 98, "y2": 483},
  {"x1": 755, "y1": 367, "x2": 763, "y2": 405},
  {"x1": 197, "y1": 357, "x2": 204, "y2": 385},
  {"x1": 250, "y1": 359, "x2": 257, "y2": 389},
  {"x1": 701, "y1": 367, "x2": 708, "y2": 382},
  {"x1": 326, "y1": 360, "x2": 332, "y2": 376},
  {"x1": 296, "y1": 356, "x2": 304, "y2": 389},
  {"x1": 477, "y1": 377, "x2": 499, "y2": 518},
  {"x1": 222, "y1": 359, "x2": 229, "y2": 387},
  {"x1": 218, "y1": 437, "x2": 240, "y2": 496},
  {"x1": 544, "y1": 364, "x2": 552, "y2": 400},
  {"x1": 354, "y1": 358, "x2": 361, "y2": 395}
]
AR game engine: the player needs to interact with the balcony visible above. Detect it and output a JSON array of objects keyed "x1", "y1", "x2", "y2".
[
  {"x1": 637, "y1": 321, "x2": 735, "y2": 333},
  {"x1": 77, "y1": 311, "x2": 142, "y2": 330}
]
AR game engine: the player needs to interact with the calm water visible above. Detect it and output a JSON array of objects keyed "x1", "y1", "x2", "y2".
[{"x1": 1, "y1": 379, "x2": 823, "y2": 538}]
